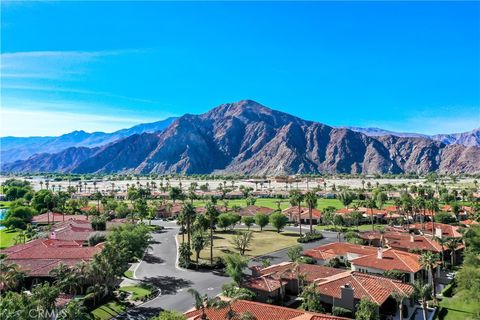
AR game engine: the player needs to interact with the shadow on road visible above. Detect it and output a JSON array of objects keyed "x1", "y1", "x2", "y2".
[
  {"x1": 144, "y1": 276, "x2": 193, "y2": 295},
  {"x1": 115, "y1": 306, "x2": 164, "y2": 319},
  {"x1": 143, "y1": 253, "x2": 165, "y2": 264}
]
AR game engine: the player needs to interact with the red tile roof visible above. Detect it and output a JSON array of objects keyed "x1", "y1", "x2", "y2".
[
  {"x1": 254, "y1": 262, "x2": 345, "y2": 283},
  {"x1": 314, "y1": 272, "x2": 414, "y2": 305},
  {"x1": 236, "y1": 205, "x2": 274, "y2": 217},
  {"x1": 304, "y1": 242, "x2": 377, "y2": 261},
  {"x1": 350, "y1": 248, "x2": 421, "y2": 273},
  {"x1": 185, "y1": 299, "x2": 348, "y2": 320},
  {"x1": 283, "y1": 206, "x2": 322, "y2": 220},
  {"x1": 1, "y1": 239, "x2": 102, "y2": 276},
  {"x1": 460, "y1": 219, "x2": 479, "y2": 226},
  {"x1": 409, "y1": 222, "x2": 462, "y2": 238},
  {"x1": 32, "y1": 212, "x2": 88, "y2": 223},
  {"x1": 243, "y1": 275, "x2": 284, "y2": 292},
  {"x1": 359, "y1": 230, "x2": 443, "y2": 253}
]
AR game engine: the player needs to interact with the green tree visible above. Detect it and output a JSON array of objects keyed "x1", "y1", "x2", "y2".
[
  {"x1": 391, "y1": 290, "x2": 411, "y2": 320},
  {"x1": 191, "y1": 230, "x2": 210, "y2": 265},
  {"x1": 413, "y1": 281, "x2": 432, "y2": 320},
  {"x1": 242, "y1": 216, "x2": 255, "y2": 230},
  {"x1": 254, "y1": 213, "x2": 269, "y2": 231},
  {"x1": 182, "y1": 203, "x2": 197, "y2": 249},
  {"x1": 419, "y1": 251, "x2": 440, "y2": 301},
  {"x1": 338, "y1": 190, "x2": 355, "y2": 208},
  {"x1": 223, "y1": 253, "x2": 248, "y2": 285},
  {"x1": 32, "y1": 282, "x2": 60, "y2": 313},
  {"x1": 169, "y1": 187, "x2": 183, "y2": 204},
  {"x1": 300, "y1": 283, "x2": 324, "y2": 312},
  {"x1": 269, "y1": 212, "x2": 289, "y2": 233},
  {"x1": 305, "y1": 191, "x2": 318, "y2": 233},
  {"x1": 230, "y1": 230, "x2": 253, "y2": 255},
  {"x1": 153, "y1": 310, "x2": 187, "y2": 320},
  {"x1": 287, "y1": 245, "x2": 303, "y2": 262},
  {"x1": 289, "y1": 189, "x2": 304, "y2": 235},
  {"x1": 205, "y1": 202, "x2": 219, "y2": 266},
  {"x1": 355, "y1": 298, "x2": 379, "y2": 320}
]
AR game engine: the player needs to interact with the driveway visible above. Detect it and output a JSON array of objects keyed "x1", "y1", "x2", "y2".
[{"x1": 114, "y1": 221, "x2": 339, "y2": 319}]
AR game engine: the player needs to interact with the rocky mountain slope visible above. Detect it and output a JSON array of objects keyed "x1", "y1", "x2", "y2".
[
  {"x1": 348, "y1": 127, "x2": 480, "y2": 147},
  {"x1": 0, "y1": 117, "x2": 176, "y2": 164},
  {"x1": 3, "y1": 100, "x2": 480, "y2": 174}
]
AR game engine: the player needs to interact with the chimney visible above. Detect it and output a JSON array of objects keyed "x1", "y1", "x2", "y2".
[
  {"x1": 49, "y1": 231, "x2": 56, "y2": 240},
  {"x1": 377, "y1": 247, "x2": 383, "y2": 259},
  {"x1": 340, "y1": 283, "x2": 355, "y2": 310},
  {"x1": 410, "y1": 234, "x2": 415, "y2": 243},
  {"x1": 435, "y1": 228, "x2": 443, "y2": 239}
]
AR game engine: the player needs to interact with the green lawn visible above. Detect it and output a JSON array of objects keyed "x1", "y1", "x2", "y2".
[
  {"x1": 91, "y1": 300, "x2": 127, "y2": 320},
  {"x1": 315, "y1": 224, "x2": 385, "y2": 232},
  {"x1": 123, "y1": 270, "x2": 134, "y2": 279},
  {"x1": 0, "y1": 229, "x2": 21, "y2": 249},
  {"x1": 119, "y1": 285, "x2": 152, "y2": 301},
  {"x1": 182, "y1": 228, "x2": 300, "y2": 262},
  {"x1": 192, "y1": 198, "x2": 345, "y2": 211},
  {"x1": 438, "y1": 291, "x2": 479, "y2": 320},
  {"x1": 0, "y1": 201, "x2": 12, "y2": 208}
]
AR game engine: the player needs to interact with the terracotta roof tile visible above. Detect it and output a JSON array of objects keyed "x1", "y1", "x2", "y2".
[{"x1": 350, "y1": 248, "x2": 421, "y2": 273}]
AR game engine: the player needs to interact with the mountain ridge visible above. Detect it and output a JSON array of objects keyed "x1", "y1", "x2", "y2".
[{"x1": 3, "y1": 100, "x2": 479, "y2": 175}]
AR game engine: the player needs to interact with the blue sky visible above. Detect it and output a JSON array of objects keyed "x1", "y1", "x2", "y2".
[{"x1": 1, "y1": 1, "x2": 479, "y2": 137}]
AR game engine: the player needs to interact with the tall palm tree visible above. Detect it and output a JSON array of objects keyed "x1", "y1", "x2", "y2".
[
  {"x1": 182, "y1": 203, "x2": 197, "y2": 249},
  {"x1": 289, "y1": 190, "x2": 304, "y2": 236},
  {"x1": 188, "y1": 288, "x2": 220, "y2": 320},
  {"x1": 434, "y1": 236, "x2": 448, "y2": 267},
  {"x1": 304, "y1": 191, "x2": 317, "y2": 233},
  {"x1": 0, "y1": 262, "x2": 25, "y2": 293},
  {"x1": 413, "y1": 281, "x2": 432, "y2": 320},
  {"x1": 391, "y1": 289, "x2": 410, "y2": 320},
  {"x1": 362, "y1": 198, "x2": 377, "y2": 231},
  {"x1": 205, "y1": 201, "x2": 219, "y2": 266},
  {"x1": 419, "y1": 251, "x2": 440, "y2": 301},
  {"x1": 446, "y1": 237, "x2": 461, "y2": 268}
]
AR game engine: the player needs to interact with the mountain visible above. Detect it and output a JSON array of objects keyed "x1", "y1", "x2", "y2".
[
  {"x1": 2, "y1": 100, "x2": 480, "y2": 175},
  {"x1": 0, "y1": 117, "x2": 177, "y2": 164},
  {"x1": 347, "y1": 127, "x2": 480, "y2": 147}
]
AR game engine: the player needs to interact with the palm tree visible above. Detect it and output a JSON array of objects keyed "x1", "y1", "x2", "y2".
[
  {"x1": 413, "y1": 281, "x2": 432, "y2": 320},
  {"x1": 187, "y1": 288, "x2": 220, "y2": 320},
  {"x1": 177, "y1": 213, "x2": 186, "y2": 244},
  {"x1": 446, "y1": 237, "x2": 461, "y2": 268},
  {"x1": 0, "y1": 262, "x2": 25, "y2": 293},
  {"x1": 304, "y1": 191, "x2": 317, "y2": 233},
  {"x1": 419, "y1": 251, "x2": 440, "y2": 301},
  {"x1": 182, "y1": 203, "x2": 197, "y2": 249},
  {"x1": 289, "y1": 190, "x2": 304, "y2": 236},
  {"x1": 434, "y1": 236, "x2": 448, "y2": 267},
  {"x1": 362, "y1": 198, "x2": 377, "y2": 231},
  {"x1": 391, "y1": 289, "x2": 410, "y2": 320},
  {"x1": 205, "y1": 201, "x2": 219, "y2": 266},
  {"x1": 32, "y1": 282, "x2": 60, "y2": 313},
  {"x1": 426, "y1": 199, "x2": 439, "y2": 234}
]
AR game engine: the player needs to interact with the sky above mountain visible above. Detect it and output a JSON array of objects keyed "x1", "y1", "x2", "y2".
[{"x1": 1, "y1": 1, "x2": 479, "y2": 137}]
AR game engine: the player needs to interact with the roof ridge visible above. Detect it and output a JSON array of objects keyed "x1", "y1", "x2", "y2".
[{"x1": 350, "y1": 273, "x2": 380, "y2": 304}]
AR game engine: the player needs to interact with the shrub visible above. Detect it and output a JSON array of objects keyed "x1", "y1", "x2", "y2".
[
  {"x1": 441, "y1": 283, "x2": 455, "y2": 297},
  {"x1": 297, "y1": 256, "x2": 316, "y2": 264},
  {"x1": 269, "y1": 213, "x2": 289, "y2": 233},
  {"x1": 88, "y1": 232, "x2": 106, "y2": 246},
  {"x1": 332, "y1": 306, "x2": 352, "y2": 317},
  {"x1": 297, "y1": 232, "x2": 324, "y2": 243},
  {"x1": 91, "y1": 216, "x2": 107, "y2": 231}
]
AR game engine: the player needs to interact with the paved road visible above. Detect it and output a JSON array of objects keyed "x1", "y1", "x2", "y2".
[{"x1": 115, "y1": 221, "x2": 339, "y2": 319}]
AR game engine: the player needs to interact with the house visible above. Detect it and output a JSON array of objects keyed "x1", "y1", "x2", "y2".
[
  {"x1": 48, "y1": 219, "x2": 98, "y2": 243},
  {"x1": 236, "y1": 205, "x2": 274, "y2": 217},
  {"x1": 155, "y1": 203, "x2": 183, "y2": 218},
  {"x1": 409, "y1": 222, "x2": 462, "y2": 238},
  {"x1": 184, "y1": 299, "x2": 349, "y2": 320},
  {"x1": 1, "y1": 238, "x2": 103, "y2": 282},
  {"x1": 242, "y1": 275, "x2": 286, "y2": 303},
  {"x1": 250, "y1": 262, "x2": 345, "y2": 295},
  {"x1": 283, "y1": 206, "x2": 322, "y2": 225},
  {"x1": 32, "y1": 212, "x2": 88, "y2": 224},
  {"x1": 350, "y1": 247, "x2": 424, "y2": 283},
  {"x1": 358, "y1": 230, "x2": 444, "y2": 253},
  {"x1": 303, "y1": 242, "x2": 377, "y2": 265},
  {"x1": 314, "y1": 271, "x2": 414, "y2": 316}
]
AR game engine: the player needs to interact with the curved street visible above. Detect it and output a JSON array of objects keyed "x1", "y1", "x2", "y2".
[{"x1": 115, "y1": 221, "x2": 339, "y2": 319}]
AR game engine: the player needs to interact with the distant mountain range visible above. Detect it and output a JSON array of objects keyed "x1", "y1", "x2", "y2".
[
  {"x1": 2, "y1": 100, "x2": 479, "y2": 175},
  {"x1": 347, "y1": 127, "x2": 480, "y2": 147},
  {"x1": 0, "y1": 118, "x2": 176, "y2": 164}
]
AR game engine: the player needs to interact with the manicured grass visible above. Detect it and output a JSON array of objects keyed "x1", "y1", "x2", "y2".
[
  {"x1": 192, "y1": 198, "x2": 345, "y2": 211},
  {"x1": 438, "y1": 291, "x2": 479, "y2": 320},
  {"x1": 91, "y1": 300, "x2": 127, "y2": 320},
  {"x1": 183, "y1": 228, "x2": 300, "y2": 262},
  {"x1": 0, "y1": 229, "x2": 21, "y2": 249},
  {"x1": 119, "y1": 285, "x2": 152, "y2": 301},
  {"x1": 315, "y1": 224, "x2": 386, "y2": 232},
  {"x1": 123, "y1": 270, "x2": 134, "y2": 278}
]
